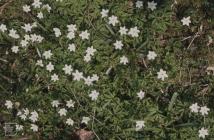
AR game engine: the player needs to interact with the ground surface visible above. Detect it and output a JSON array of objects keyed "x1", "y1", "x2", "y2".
[{"x1": 0, "y1": 0, "x2": 214, "y2": 139}]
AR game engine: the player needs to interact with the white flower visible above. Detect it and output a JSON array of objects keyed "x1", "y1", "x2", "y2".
[
  {"x1": 157, "y1": 69, "x2": 168, "y2": 81},
  {"x1": 22, "y1": 23, "x2": 33, "y2": 32},
  {"x1": 30, "y1": 34, "x2": 44, "y2": 43},
  {"x1": 20, "y1": 39, "x2": 29, "y2": 47},
  {"x1": 120, "y1": 56, "x2": 129, "y2": 65},
  {"x1": 136, "y1": 121, "x2": 145, "y2": 131},
  {"x1": 101, "y1": 9, "x2": 109, "y2": 18},
  {"x1": 89, "y1": 90, "x2": 99, "y2": 101},
  {"x1": 37, "y1": 12, "x2": 44, "y2": 19},
  {"x1": 17, "y1": 111, "x2": 22, "y2": 116},
  {"x1": 68, "y1": 43, "x2": 76, "y2": 52},
  {"x1": 43, "y1": 50, "x2": 52, "y2": 59},
  {"x1": 84, "y1": 76, "x2": 93, "y2": 85},
  {"x1": 53, "y1": 28, "x2": 61, "y2": 37},
  {"x1": 16, "y1": 124, "x2": 23, "y2": 131},
  {"x1": 29, "y1": 111, "x2": 38, "y2": 122},
  {"x1": 79, "y1": 30, "x2": 90, "y2": 40},
  {"x1": 52, "y1": 100, "x2": 60, "y2": 107},
  {"x1": 32, "y1": 34, "x2": 40, "y2": 41},
  {"x1": 200, "y1": 106, "x2": 210, "y2": 116},
  {"x1": 29, "y1": 115, "x2": 38, "y2": 123},
  {"x1": 148, "y1": 1, "x2": 157, "y2": 11},
  {"x1": 199, "y1": 127, "x2": 208, "y2": 139},
  {"x1": 23, "y1": 5, "x2": 31, "y2": 13},
  {"x1": 137, "y1": 90, "x2": 145, "y2": 99},
  {"x1": 20, "y1": 114, "x2": 27, "y2": 120},
  {"x1": 46, "y1": 62, "x2": 54, "y2": 72},
  {"x1": 67, "y1": 24, "x2": 77, "y2": 32},
  {"x1": 11, "y1": 46, "x2": 19, "y2": 53},
  {"x1": 51, "y1": 73, "x2": 59, "y2": 82},
  {"x1": 58, "y1": 108, "x2": 67, "y2": 116},
  {"x1": 81, "y1": 117, "x2": 90, "y2": 124},
  {"x1": 42, "y1": 4, "x2": 51, "y2": 12},
  {"x1": 66, "y1": 118, "x2": 74, "y2": 126},
  {"x1": 119, "y1": 26, "x2": 128, "y2": 35},
  {"x1": 0, "y1": 24, "x2": 7, "y2": 32},
  {"x1": 36, "y1": 35, "x2": 44, "y2": 43},
  {"x1": 67, "y1": 31, "x2": 75, "y2": 40},
  {"x1": 113, "y1": 40, "x2": 123, "y2": 50},
  {"x1": 5, "y1": 100, "x2": 13, "y2": 109},
  {"x1": 181, "y1": 16, "x2": 191, "y2": 27},
  {"x1": 32, "y1": 0, "x2": 42, "y2": 8},
  {"x1": 84, "y1": 54, "x2": 92, "y2": 62},
  {"x1": 91, "y1": 74, "x2": 99, "y2": 81},
  {"x1": 23, "y1": 108, "x2": 29, "y2": 115},
  {"x1": 189, "y1": 103, "x2": 200, "y2": 113},
  {"x1": 24, "y1": 34, "x2": 31, "y2": 41},
  {"x1": 30, "y1": 34, "x2": 38, "y2": 42},
  {"x1": 136, "y1": 1, "x2": 143, "y2": 8},
  {"x1": 62, "y1": 64, "x2": 73, "y2": 75},
  {"x1": 9, "y1": 29, "x2": 20, "y2": 39},
  {"x1": 30, "y1": 124, "x2": 38, "y2": 132},
  {"x1": 36, "y1": 60, "x2": 44, "y2": 67},
  {"x1": 66, "y1": 100, "x2": 75, "y2": 108},
  {"x1": 128, "y1": 27, "x2": 140, "y2": 37},
  {"x1": 147, "y1": 51, "x2": 157, "y2": 60},
  {"x1": 72, "y1": 70, "x2": 83, "y2": 81},
  {"x1": 86, "y1": 46, "x2": 96, "y2": 56},
  {"x1": 32, "y1": 22, "x2": 37, "y2": 27},
  {"x1": 108, "y1": 15, "x2": 119, "y2": 26},
  {"x1": 30, "y1": 111, "x2": 38, "y2": 118}
]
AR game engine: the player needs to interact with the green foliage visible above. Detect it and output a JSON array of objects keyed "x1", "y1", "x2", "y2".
[{"x1": 0, "y1": 0, "x2": 214, "y2": 139}]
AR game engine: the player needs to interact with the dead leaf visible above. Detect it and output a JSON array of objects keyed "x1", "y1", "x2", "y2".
[
  {"x1": 75, "y1": 129, "x2": 94, "y2": 140},
  {"x1": 206, "y1": 66, "x2": 214, "y2": 75}
]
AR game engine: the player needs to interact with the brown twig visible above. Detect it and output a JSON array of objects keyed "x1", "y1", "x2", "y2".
[{"x1": 187, "y1": 32, "x2": 200, "y2": 49}]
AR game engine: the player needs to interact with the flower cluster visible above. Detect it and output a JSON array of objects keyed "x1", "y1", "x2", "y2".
[
  {"x1": 51, "y1": 99, "x2": 90, "y2": 126},
  {"x1": 189, "y1": 103, "x2": 210, "y2": 139},
  {"x1": 136, "y1": 1, "x2": 157, "y2": 11},
  {"x1": 1, "y1": 0, "x2": 213, "y2": 139},
  {"x1": 5, "y1": 100, "x2": 39, "y2": 132}
]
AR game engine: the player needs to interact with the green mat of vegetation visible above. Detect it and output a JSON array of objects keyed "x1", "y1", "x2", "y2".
[{"x1": 0, "y1": 0, "x2": 214, "y2": 139}]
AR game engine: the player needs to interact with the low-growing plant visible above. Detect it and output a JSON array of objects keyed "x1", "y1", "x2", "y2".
[{"x1": 0, "y1": 0, "x2": 214, "y2": 139}]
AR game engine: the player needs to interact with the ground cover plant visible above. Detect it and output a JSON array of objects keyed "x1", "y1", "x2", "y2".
[{"x1": 0, "y1": 0, "x2": 214, "y2": 139}]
